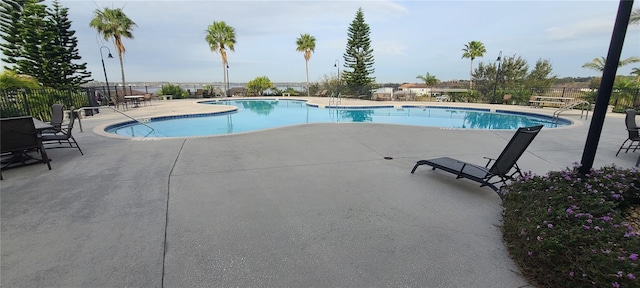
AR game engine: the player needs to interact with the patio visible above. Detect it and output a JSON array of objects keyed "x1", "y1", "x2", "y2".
[{"x1": 1, "y1": 98, "x2": 637, "y2": 287}]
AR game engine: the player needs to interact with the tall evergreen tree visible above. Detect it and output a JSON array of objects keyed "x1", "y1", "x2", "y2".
[
  {"x1": 14, "y1": 0, "x2": 55, "y2": 85},
  {"x1": 49, "y1": 0, "x2": 91, "y2": 88},
  {"x1": 342, "y1": 7, "x2": 375, "y2": 95},
  {"x1": 1, "y1": 0, "x2": 90, "y2": 88},
  {"x1": 0, "y1": 0, "x2": 29, "y2": 70}
]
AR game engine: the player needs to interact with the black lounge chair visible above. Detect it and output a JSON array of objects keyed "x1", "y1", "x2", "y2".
[
  {"x1": 411, "y1": 125, "x2": 543, "y2": 192},
  {"x1": 1, "y1": 116, "x2": 52, "y2": 179}
]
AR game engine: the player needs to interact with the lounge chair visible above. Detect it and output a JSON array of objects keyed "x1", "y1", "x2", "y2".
[
  {"x1": 615, "y1": 109, "x2": 640, "y2": 156},
  {"x1": 1, "y1": 116, "x2": 52, "y2": 179},
  {"x1": 411, "y1": 125, "x2": 543, "y2": 192},
  {"x1": 40, "y1": 107, "x2": 84, "y2": 155}
]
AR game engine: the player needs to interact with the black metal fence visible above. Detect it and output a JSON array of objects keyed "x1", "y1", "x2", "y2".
[{"x1": 0, "y1": 88, "x2": 91, "y2": 121}]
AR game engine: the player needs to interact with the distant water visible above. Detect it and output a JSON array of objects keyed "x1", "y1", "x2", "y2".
[{"x1": 123, "y1": 85, "x2": 304, "y2": 95}]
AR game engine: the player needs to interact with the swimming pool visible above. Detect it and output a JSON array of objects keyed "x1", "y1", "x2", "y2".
[{"x1": 104, "y1": 99, "x2": 570, "y2": 137}]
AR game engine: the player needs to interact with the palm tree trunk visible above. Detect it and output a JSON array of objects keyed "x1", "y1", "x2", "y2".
[
  {"x1": 221, "y1": 59, "x2": 227, "y2": 96},
  {"x1": 305, "y1": 59, "x2": 309, "y2": 96},
  {"x1": 469, "y1": 59, "x2": 473, "y2": 89},
  {"x1": 118, "y1": 52, "x2": 126, "y2": 104}
]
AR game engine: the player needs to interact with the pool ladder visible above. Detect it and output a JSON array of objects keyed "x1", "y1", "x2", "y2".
[
  {"x1": 552, "y1": 100, "x2": 591, "y2": 122},
  {"x1": 329, "y1": 92, "x2": 341, "y2": 106}
]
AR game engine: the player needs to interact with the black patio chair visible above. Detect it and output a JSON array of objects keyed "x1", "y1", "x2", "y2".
[
  {"x1": 1, "y1": 116, "x2": 52, "y2": 179},
  {"x1": 411, "y1": 125, "x2": 543, "y2": 192},
  {"x1": 40, "y1": 106, "x2": 84, "y2": 155},
  {"x1": 615, "y1": 109, "x2": 640, "y2": 156},
  {"x1": 40, "y1": 103, "x2": 65, "y2": 134}
]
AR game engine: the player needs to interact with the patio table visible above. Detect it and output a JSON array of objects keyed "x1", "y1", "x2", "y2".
[{"x1": 125, "y1": 95, "x2": 144, "y2": 108}]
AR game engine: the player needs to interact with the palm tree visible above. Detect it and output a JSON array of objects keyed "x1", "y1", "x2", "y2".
[
  {"x1": 582, "y1": 56, "x2": 640, "y2": 72},
  {"x1": 461, "y1": 41, "x2": 486, "y2": 89},
  {"x1": 630, "y1": 8, "x2": 640, "y2": 24},
  {"x1": 631, "y1": 67, "x2": 640, "y2": 82},
  {"x1": 416, "y1": 73, "x2": 440, "y2": 87},
  {"x1": 205, "y1": 21, "x2": 236, "y2": 96},
  {"x1": 90, "y1": 7, "x2": 136, "y2": 91},
  {"x1": 296, "y1": 33, "x2": 316, "y2": 96}
]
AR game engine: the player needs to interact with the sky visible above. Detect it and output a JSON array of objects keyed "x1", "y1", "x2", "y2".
[{"x1": 5, "y1": 0, "x2": 640, "y2": 84}]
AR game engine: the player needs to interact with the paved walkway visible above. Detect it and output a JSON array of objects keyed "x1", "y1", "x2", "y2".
[{"x1": 1, "y1": 97, "x2": 637, "y2": 287}]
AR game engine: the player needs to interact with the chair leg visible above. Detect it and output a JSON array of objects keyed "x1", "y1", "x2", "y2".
[
  {"x1": 411, "y1": 160, "x2": 428, "y2": 173},
  {"x1": 70, "y1": 136, "x2": 83, "y2": 155},
  {"x1": 616, "y1": 140, "x2": 629, "y2": 156}
]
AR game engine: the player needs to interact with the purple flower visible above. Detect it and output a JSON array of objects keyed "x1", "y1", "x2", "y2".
[
  {"x1": 583, "y1": 225, "x2": 591, "y2": 230},
  {"x1": 631, "y1": 254, "x2": 638, "y2": 261},
  {"x1": 527, "y1": 251, "x2": 533, "y2": 256},
  {"x1": 548, "y1": 224, "x2": 553, "y2": 228},
  {"x1": 569, "y1": 271, "x2": 574, "y2": 277},
  {"x1": 628, "y1": 273, "x2": 636, "y2": 280},
  {"x1": 613, "y1": 282, "x2": 620, "y2": 288},
  {"x1": 566, "y1": 208, "x2": 574, "y2": 214}
]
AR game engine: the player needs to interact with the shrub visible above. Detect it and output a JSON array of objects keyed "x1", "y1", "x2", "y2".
[
  {"x1": 501, "y1": 164, "x2": 639, "y2": 287},
  {"x1": 158, "y1": 83, "x2": 187, "y2": 99}
]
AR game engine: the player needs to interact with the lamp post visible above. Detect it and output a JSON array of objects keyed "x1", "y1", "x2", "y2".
[
  {"x1": 226, "y1": 64, "x2": 230, "y2": 97},
  {"x1": 99, "y1": 46, "x2": 113, "y2": 101},
  {"x1": 334, "y1": 59, "x2": 340, "y2": 94},
  {"x1": 491, "y1": 51, "x2": 502, "y2": 104}
]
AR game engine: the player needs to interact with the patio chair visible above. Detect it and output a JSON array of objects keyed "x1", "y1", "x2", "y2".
[
  {"x1": 411, "y1": 125, "x2": 543, "y2": 192},
  {"x1": 142, "y1": 93, "x2": 152, "y2": 106},
  {"x1": 40, "y1": 107, "x2": 84, "y2": 155},
  {"x1": 615, "y1": 109, "x2": 640, "y2": 156},
  {"x1": 41, "y1": 104, "x2": 65, "y2": 134},
  {"x1": 625, "y1": 108, "x2": 639, "y2": 130},
  {"x1": 1, "y1": 116, "x2": 52, "y2": 179}
]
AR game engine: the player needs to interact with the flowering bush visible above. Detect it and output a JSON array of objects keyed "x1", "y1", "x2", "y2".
[{"x1": 501, "y1": 164, "x2": 639, "y2": 287}]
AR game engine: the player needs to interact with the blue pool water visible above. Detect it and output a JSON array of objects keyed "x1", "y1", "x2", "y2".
[{"x1": 105, "y1": 99, "x2": 570, "y2": 137}]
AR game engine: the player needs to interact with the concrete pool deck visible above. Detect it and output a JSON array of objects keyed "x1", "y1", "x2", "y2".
[{"x1": 1, "y1": 97, "x2": 637, "y2": 287}]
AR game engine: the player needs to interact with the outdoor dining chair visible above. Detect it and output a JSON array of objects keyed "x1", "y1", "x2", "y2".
[
  {"x1": 615, "y1": 109, "x2": 640, "y2": 157},
  {"x1": 40, "y1": 106, "x2": 84, "y2": 155}
]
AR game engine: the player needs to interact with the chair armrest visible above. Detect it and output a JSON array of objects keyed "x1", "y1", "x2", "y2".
[{"x1": 483, "y1": 156, "x2": 496, "y2": 168}]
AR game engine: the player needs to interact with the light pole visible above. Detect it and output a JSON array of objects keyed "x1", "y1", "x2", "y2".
[
  {"x1": 334, "y1": 59, "x2": 340, "y2": 94},
  {"x1": 491, "y1": 51, "x2": 502, "y2": 104},
  {"x1": 99, "y1": 46, "x2": 113, "y2": 102},
  {"x1": 226, "y1": 64, "x2": 230, "y2": 97}
]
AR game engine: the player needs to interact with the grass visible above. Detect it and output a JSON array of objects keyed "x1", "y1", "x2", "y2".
[{"x1": 501, "y1": 164, "x2": 639, "y2": 288}]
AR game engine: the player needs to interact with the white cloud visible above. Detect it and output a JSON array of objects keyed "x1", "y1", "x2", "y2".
[
  {"x1": 374, "y1": 40, "x2": 407, "y2": 56},
  {"x1": 546, "y1": 19, "x2": 612, "y2": 41}
]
